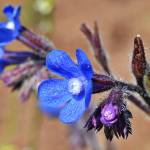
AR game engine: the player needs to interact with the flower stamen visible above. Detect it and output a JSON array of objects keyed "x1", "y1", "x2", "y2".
[{"x1": 68, "y1": 78, "x2": 83, "y2": 95}]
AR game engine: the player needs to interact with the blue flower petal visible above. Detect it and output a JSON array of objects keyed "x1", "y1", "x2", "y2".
[
  {"x1": 39, "y1": 102, "x2": 61, "y2": 117},
  {"x1": 46, "y1": 50, "x2": 82, "y2": 78},
  {"x1": 84, "y1": 80, "x2": 93, "y2": 108},
  {"x1": 59, "y1": 98, "x2": 86, "y2": 124},
  {"x1": 38, "y1": 78, "x2": 71, "y2": 108},
  {"x1": 76, "y1": 48, "x2": 93, "y2": 80},
  {"x1": 12, "y1": 5, "x2": 21, "y2": 21},
  {"x1": 0, "y1": 47, "x2": 5, "y2": 58},
  {"x1": 3, "y1": 5, "x2": 21, "y2": 21},
  {"x1": 3, "y1": 5, "x2": 14, "y2": 20},
  {"x1": 0, "y1": 27, "x2": 15, "y2": 46}
]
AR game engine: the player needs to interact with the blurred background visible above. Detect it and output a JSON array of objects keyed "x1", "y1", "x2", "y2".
[{"x1": 0, "y1": 0, "x2": 150, "y2": 150}]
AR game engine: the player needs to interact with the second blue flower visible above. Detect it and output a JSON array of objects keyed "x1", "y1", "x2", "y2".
[{"x1": 38, "y1": 49, "x2": 93, "y2": 124}]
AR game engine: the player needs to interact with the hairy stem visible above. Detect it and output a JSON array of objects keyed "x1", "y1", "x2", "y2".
[
  {"x1": 18, "y1": 26, "x2": 55, "y2": 54},
  {"x1": 127, "y1": 94, "x2": 150, "y2": 115},
  {"x1": 81, "y1": 22, "x2": 111, "y2": 76},
  {"x1": 93, "y1": 74, "x2": 150, "y2": 106}
]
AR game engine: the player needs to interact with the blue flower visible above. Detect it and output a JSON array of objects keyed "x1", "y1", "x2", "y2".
[
  {"x1": 0, "y1": 4, "x2": 21, "y2": 46},
  {"x1": 38, "y1": 49, "x2": 93, "y2": 124}
]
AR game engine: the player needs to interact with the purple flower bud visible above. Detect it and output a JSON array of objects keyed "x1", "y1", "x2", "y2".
[
  {"x1": 85, "y1": 88, "x2": 132, "y2": 140},
  {"x1": 100, "y1": 103, "x2": 118, "y2": 126}
]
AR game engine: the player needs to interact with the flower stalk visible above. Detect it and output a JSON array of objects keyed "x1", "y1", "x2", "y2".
[{"x1": 18, "y1": 26, "x2": 55, "y2": 55}]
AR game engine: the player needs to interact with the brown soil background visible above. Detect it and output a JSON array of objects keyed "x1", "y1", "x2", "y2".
[{"x1": 0, "y1": 0, "x2": 150, "y2": 150}]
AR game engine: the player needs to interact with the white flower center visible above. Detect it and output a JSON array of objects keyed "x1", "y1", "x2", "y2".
[
  {"x1": 68, "y1": 78, "x2": 83, "y2": 95},
  {"x1": 6, "y1": 22, "x2": 15, "y2": 30}
]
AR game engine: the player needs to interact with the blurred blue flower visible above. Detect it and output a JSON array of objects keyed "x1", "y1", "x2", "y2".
[
  {"x1": 38, "y1": 49, "x2": 93, "y2": 124},
  {"x1": 0, "y1": 46, "x2": 39, "y2": 73},
  {"x1": 0, "y1": 4, "x2": 21, "y2": 46},
  {"x1": 0, "y1": 59, "x2": 6, "y2": 73},
  {"x1": 0, "y1": 47, "x2": 9, "y2": 72}
]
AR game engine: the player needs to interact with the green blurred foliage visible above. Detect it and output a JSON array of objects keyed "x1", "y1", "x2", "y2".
[
  {"x1": 0, "y1": 144, "x2": 17, "y2": 150},
  {"x1": 23, "y1": 0, "x2": 55, "y2": 33},
  {"x1": 34, "y1": 0, "x2": 55, "y2": 15}
]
